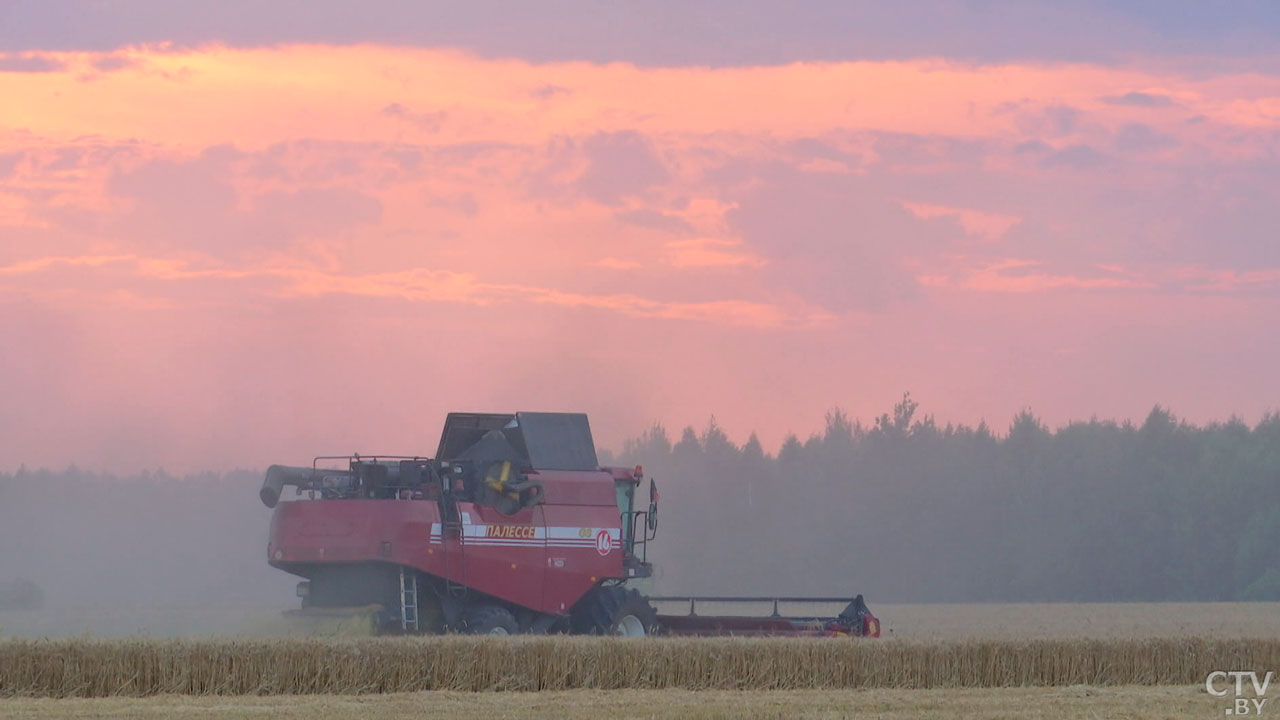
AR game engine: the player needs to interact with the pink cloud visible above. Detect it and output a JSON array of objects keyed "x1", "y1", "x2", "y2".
[
  {"x1": 901, "y1": 202, "x2": 1022, "y2": 243},
  {"x1": 0, "y1": 44, "x2": 1277, "y2": 471},
  {"x1": 917, "y1": 259, "x2": 1157, "y2": 293},
  {"x1": 0, "y1": 254, "x2": 813, "y2": 328}
]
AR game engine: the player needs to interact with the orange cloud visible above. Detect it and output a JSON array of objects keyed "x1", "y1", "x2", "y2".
[
  {"x1": 662, "y1": 238, "x2": 767, "y2": 269},
  {"x1": 595, "y1": 257, "x2": 643, "y2": 270},
  {"x1": 2, "y1": 45, "x2": 1276, "y2": 153}
]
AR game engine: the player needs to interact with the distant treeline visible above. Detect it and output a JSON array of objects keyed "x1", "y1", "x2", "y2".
[{"x1": 616, "y1": 396, "x2": 1280, "y2": 603}]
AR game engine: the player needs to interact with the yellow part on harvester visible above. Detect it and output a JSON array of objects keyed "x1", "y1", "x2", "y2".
[{"x1": 485, "y1": 460, "x2": 520, "y2": 502}]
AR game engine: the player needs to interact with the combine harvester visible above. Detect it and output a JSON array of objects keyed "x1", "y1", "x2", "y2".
[{"x1": 260, "y1": 412, "x2": 880, "y2": 638}]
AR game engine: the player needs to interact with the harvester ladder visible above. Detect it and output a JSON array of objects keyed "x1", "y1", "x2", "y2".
[{"x1": 399, "y1": 566, "x2": 419, "y2": 632}]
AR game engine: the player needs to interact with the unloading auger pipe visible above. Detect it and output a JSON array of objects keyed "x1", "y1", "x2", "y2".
[{"x1": 260, "y1": 464, "x2": 344, "y2": 508}]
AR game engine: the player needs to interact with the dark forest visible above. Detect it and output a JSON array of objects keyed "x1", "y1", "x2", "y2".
[{"x1": 618, "y1": 396, "x2": 1280, "y2": 602}]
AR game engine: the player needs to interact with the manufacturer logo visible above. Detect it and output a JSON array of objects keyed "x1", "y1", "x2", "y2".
[
  {"x1": 595, "y1": 530, "x2": 612, "y2": 556},
  {"x1": 486, "y1": 525, "x2": 536, "y2": 539},
  {"x1": 1206, "y1": 671, "x2": 1272, "y2": 716}
]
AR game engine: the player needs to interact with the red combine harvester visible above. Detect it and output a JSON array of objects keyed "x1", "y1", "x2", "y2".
[{"x1": 261, "y1": 412, "x2": 880, "y2": 637}]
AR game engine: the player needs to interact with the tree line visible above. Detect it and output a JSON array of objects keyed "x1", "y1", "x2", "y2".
[{"x1": 614, "y1": 395, "x2": 1280, "y2": 602}]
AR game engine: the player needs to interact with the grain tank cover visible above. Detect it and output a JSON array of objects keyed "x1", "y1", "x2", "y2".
[
  {"x1": 516, "y1": 412, "x2": 598, "y2": 471},
  {"x1": 435, "y1": 411, "x2": 598, "y2": 471},
  {"x1": 436, "y1": 413, "x2": 516, "y2": 461}
]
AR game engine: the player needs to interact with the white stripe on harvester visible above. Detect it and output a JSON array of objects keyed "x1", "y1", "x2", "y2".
[{"x1": 426, "y1": 523, "x2": 619, "y2": 547}]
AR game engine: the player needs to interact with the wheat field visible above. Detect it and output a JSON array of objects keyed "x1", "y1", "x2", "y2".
[
  {"x1": 0, "y1": 636, "x2": 1276, "y2": 697},
  {"x1": 0, "y1": 686, "x2": 1233, "y2": 720}
]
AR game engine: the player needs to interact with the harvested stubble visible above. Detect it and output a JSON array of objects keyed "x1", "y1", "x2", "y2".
[{"x1": 0, "y1": 636, "x2": 1276, "y2": 697}]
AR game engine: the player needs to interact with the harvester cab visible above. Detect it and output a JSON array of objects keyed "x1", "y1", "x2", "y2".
[
  {"x1": 431, "y1": 412, "x2": 656, "y2": 575},
  {"x1": 261, "y1": 411, "x2": 878, "y2": 638}
]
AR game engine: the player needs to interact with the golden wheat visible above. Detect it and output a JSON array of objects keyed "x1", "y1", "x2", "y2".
[
  {"x1": 0, "y1": 636, "x2": 1276, "y2": 697},
  {"x1": 0, "y1": 687, "x2": 1233, "y2": 720}
]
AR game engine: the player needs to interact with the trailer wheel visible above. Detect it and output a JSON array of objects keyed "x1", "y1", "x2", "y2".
[
  {"x1": 463, "y1": 605, "x2": 519, "y2": 636},
  {"x1": 571, "y1": 586, "x2": 657, "y2": 636}
]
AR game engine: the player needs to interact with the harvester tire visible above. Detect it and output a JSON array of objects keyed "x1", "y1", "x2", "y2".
[
  {"x1": 571, "y1": 586, "x2": 657, "y2": 636},
  {"x1": 462, "y1": 605, "x2": 519, "y2": 636}
]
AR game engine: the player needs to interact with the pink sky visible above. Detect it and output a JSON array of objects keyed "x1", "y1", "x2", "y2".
[{"x1": 1, "y1": 40, "x2": 1278, "y2": 472}]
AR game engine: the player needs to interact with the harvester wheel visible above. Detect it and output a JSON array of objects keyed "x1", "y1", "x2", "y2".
[
  {"x1": 571, "y1": 586, "x2": 657, "y2": 636},
  {"x1": 462, "y1": 605, "x2": 519, "y2": 636}
]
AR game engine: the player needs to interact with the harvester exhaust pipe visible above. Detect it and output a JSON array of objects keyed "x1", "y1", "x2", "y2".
[{"x1": 260, "y1": 465, "x2": 315, "y2": 508}]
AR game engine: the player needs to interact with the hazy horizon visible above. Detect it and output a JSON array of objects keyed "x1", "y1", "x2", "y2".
[{"x1": 2, "y1": 400, "x2": 1276, "y2": 475}]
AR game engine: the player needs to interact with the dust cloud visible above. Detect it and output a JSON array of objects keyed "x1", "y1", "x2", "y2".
[
  {"x1": 0, "y1": 469, "x2": 293, "y2": 637},
  {"x1": 2, "y1": 398, "x2": 1278, "y2": 637}
]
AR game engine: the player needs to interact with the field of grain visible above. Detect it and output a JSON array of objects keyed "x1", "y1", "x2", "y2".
[
  {"x1": 0, "y1": 636, "x2": 1276, "y2": 697},
  {"x1": 0, "y1": 686, "x2": 1231, "y2": 720},
  {"x1": 2, "y1": 603, "x2": 1274, "y2": 720},
  {"x1": 5, "y1": 601, "x2": 1279, "y2": 640}
]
